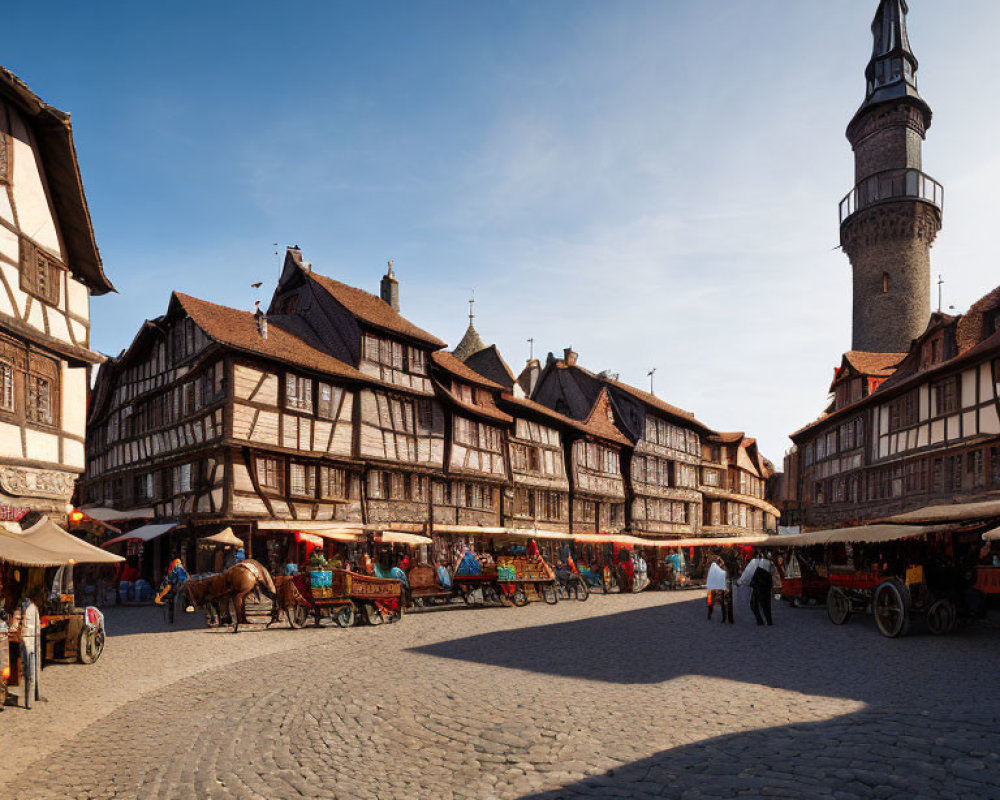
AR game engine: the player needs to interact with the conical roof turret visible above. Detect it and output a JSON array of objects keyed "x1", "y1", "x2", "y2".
[{"x1": 855, "y1": 0, "x2": 930, "y2": 125}]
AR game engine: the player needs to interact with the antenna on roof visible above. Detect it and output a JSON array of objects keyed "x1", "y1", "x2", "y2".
[
  {"x1": 527, "y1": 337, "x2": 534, "y2": 361},
  {"x1": 468, "y1": 289, "x2": 475, "y2": 324},
  {"x1": 647, "y1": 368, "x2": 656, "y2": 395},
  {"x1": 937, "y1": 274, "x2": 944, "y2": 313}
]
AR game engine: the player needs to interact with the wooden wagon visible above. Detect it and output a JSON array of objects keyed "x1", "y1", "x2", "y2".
[
  {"x1": 279, "y1": 568, "x2": 403, "y2": 628},
  {"x1": 496, "y1": 554, "x2": 559, "y2": 606}
]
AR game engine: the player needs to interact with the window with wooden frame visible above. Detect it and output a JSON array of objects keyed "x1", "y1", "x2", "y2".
[
  {"x1": 0, "y1": 362, "x2": 13, "y2": 413},
  {"x1": 173, "y1": 463, "x2": 193, "y2": 494},
  {"x1": 368, "y1": 470, "x2": 387, "y2": 500},
  {"x1": 134, "y1": 473, "x2": 156, "y2": 503},
  {"x1": 933, "y1": 376, "x2": 960, "y2": 416},
  {"x1": 19, "y1": 238, "x2": 61, "y2": 306},
  {"x1": 255, "y1": 456, "x2": 284, "y2": 493},
  {"x1": 317, "y1": 383, "x2": 343, "y2": 420},
  {"x1": 319, "y1": 466, "x2": 348, "y2": 500},
  {"x1": 286, "y1": 374, "x2": 313, "y2": 412},
  {"x1": 888, "y1": 391, "x2": 918, "y2": 432},
  {"x1": 26, "y1": 352, "x2": 58, "y2": 427},
  {"x1": 289, "y1": 463, "x2": 317, "y2": 497},
  {"x1": 416, "y1": 399, "x2": 433, "y2": 432},
  {"x1": 407, "y1": 347, "x2": 426, "y2": 375},
  {"x1": 199, "y1": 362, "x2": 225, "y2": 405}
]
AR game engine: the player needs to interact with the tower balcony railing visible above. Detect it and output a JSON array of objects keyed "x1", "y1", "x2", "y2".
[{"x1": 839, "y1": 168, "x2": 944, "y2": 225}]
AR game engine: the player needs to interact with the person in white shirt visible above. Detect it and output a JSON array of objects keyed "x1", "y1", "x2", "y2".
[
  {"x1": 705, "y1": 557, "x2": 731, "y2": 623},
  {"x1": 738, "y1": 552, "x2": 774, "y2": 626}
]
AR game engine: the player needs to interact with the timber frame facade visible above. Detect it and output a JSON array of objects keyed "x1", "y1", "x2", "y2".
[
  {"x1": 788, "y1": 288, "x2": 1000, "y2": 529},
  {"x1": 82, "y1": 247, "x2": 778, "y2": 574},
  {"x1": 0, "y1": 67, "x2": 113, "y2": 523}
]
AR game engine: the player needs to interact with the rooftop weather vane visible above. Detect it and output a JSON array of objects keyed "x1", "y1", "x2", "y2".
[
  {"x1": 647, "y1": 368, "x2": 657, "y2": 395},
  {"x1": 527, "y1": 337, "x2": 534, "y2": 361},
  {"x1": 468, "y1": 289, "x2": 475, "y2": 324}
]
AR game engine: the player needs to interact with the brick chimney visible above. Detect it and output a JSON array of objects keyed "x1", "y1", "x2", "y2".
[{"x1": 380, "y1": 259, "x2": 399, "y2": 312}]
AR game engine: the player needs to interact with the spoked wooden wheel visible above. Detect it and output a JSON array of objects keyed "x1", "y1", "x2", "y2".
[
  {"x1": 512, "y1": 588, "x2": 529, "y2": 607},
  {"x1": 926, "y1": 598, "x2": 957, "y2": 636},
  {"x1": 826, "y1": 587, "x2": 851, "y2": 625},
  {"x1": 482, "y1": 584, "x2": 501, "y2": 606},
  {"x1": 77, "y1": 627, "x2": 105, "y2": 664},
  {"x1": 873, "y1": 579, "x2": 911, "y2": 638},
  {"x1": 334, "y1": 604, "x2": 356, "y2": 628},
  {"x1": 541, "y1": 582, "x2": 559, "y2": 605},
  {"x1": 363, "y1": 602, "x2": 385, "y2": 626},
  {"x1": 287, "y1": 604, "x2": 309, "y2": 630}
]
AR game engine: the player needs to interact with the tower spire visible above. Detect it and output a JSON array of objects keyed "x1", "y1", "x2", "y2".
[{"x1": 839, "y1": 0, "x2": 942, "y2": 354}]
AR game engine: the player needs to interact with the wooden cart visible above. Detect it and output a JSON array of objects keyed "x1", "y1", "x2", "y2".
[
  {"x1": 452, "y1": 565, "x2": 503, "y2": 606},
  {"x1": 496, "y1": 555, "x2": 559, "y2": 606},
  {"x1": 281, "y1": 569, "x2": 403, "y2": 628}
]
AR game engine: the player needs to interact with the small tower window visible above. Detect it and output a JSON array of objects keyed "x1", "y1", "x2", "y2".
[{"x1": 882, "y1": 272, "x2": 890, "y2": 294}]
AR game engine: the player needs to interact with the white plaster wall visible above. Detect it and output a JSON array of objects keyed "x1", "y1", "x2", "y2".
[
  {"x1": 66, "y1": 277, "x2": 89, "y2": 319},
  {"x1": 8, "y1": 107, "x2": 62, "y2": 258},
  {"x1": 63, "y1": 439, "x2": 84, "y2": 470},
  {"x1": 0, "y1": 420, "x2": 21, "y2": 458},
  {"x1": 24, "y1": 428, "x2": 58, "y2": 463},
  {"x1": 61, "y1": 364, "x2": 87, "y2": 439}
]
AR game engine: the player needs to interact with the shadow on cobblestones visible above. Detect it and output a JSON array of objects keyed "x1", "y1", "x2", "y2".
[
  {"x1": 515, "y1": 706, "x2": 1000, "y2": 800},
  {"x1": 412, "y1": 596, "x2": 1000, "y2": 707}
]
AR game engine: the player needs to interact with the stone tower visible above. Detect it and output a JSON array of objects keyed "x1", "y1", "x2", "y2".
[{"x1": 840, "y1": 0, "x2": 943, "y2": 353}]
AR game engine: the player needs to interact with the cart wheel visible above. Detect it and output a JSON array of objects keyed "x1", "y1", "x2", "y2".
[
  {"x1": 77, "y1": 626, "x2": 105, "y2": 665},
  {"x1": 542, "y1": 583, "x2": 559, "y2": 605},
  {"x1": 926, "y1": 598, "x2": 957, "y2": 636},
  {"x1": 335, "y1": 604, "x2": 356, "y2": 628},
  {"x1": 575, "y1": 579, "x2": 589, "y2": 602},
  {"x1": 482, "y1": 584, "x2": 501, "y2": 606},
  {"x1": 363, "y1": 603, "x2": 385, "y2": 626},
  {"x1": 826, "y1": 587, "x2": 851, "y2": 625},
  {"x1": 512, "y1": 588, "x2": 529, "y2": 607},
  {"x1": 873, "y1": 579, "x2": 911, "y2": 638},
  {"x1": 287, "y1": 604, "x2": 308, "y2": 630},
  {"x1": 23, "y1": 652, "x2": 34, "y2": 710}
]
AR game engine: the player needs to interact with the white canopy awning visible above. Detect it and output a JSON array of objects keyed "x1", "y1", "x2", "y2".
[
  {"x1": 878, "y1": 500, "x2": 1000, "y2": 525},
  {"x1": 257, "y1": 520, "x2": 364, "y2": 534},
  {"x1": 198, "y1": 528, "x2": 244, "y2": 547},
  {"x1": 78, "y1": 506, "x2": 156, "y2": 522},
  {"x1": 16, "y1": 517, "x2": 123, "y2": 564},
  {"x1": 763, "y1": 523, "x2": 952, "y2": 547},
  {"x1": 984, "y1": 527, "x2": 1000, "y2": 542},
  {"x1": 380, "y1": 531, "x2": 433, "y2": 546},
  {"x1": 103, "y1": 523, "x2": 178, "y2": 547}
]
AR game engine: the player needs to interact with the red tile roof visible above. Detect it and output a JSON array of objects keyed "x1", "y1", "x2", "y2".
[
  {"x1": 173, "y1": 293, "x2": 365, "y2": 381},
  {"x1": 307, "y1": 271, "x2": 446, "y2": 348},
  {"x1": 433, "y1": 381, "x2": 513, "y2": 425},
  {"x1": 431, "y1": 350, "x2": 503, "y2": 389},
  {"x1": 842, "y1": 350, "x2": 906, "y2": 378},
  {"x1": 500, "y1": 393, "x2": 627, "y2": 445}
]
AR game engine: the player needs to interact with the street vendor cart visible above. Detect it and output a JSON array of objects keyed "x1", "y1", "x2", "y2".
[
  {"x1": 280, "y1": 568, "x2": 403, "y2": 628},
  {"x1": 496, "y1": 552, "x2": 559, "y2": 606}
]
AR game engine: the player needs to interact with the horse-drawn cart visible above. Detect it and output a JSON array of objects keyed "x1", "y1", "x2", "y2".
[{"x1": 278, "y1": 568, "x2": 403, "y2": 628}]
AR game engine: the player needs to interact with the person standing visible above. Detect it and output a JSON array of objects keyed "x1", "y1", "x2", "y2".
[
  {"x1": 705, "y1": 557, "x2": 729, "y2": 622},
  {"x1": 739, "y1": 551, "x2": 775, "y2": 626}
]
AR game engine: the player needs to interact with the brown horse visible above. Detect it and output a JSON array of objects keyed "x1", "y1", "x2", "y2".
[{"x1": 183, "y1": 560, "x2": 277, "y2": 633}]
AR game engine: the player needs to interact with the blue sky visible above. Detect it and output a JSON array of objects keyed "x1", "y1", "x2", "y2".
[{"x1": 6, "y1": 1, "x2": 1000, "y2": 463}]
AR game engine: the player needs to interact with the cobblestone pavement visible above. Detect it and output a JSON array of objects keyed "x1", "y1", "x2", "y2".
[{"x1": 3, "y1": 590, "x2": 1000, "y2": 800}]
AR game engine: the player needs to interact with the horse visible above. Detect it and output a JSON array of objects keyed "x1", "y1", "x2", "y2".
[{"x1": 180, "y1": 560, "x2": 277, "y2": 633}]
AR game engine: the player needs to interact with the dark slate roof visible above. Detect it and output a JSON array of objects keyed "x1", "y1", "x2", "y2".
[
  {"x1": 464, "y1": 345, "x2": 516, "y2": 390},
  {"x1": 432, "y1": 350, "x2": 504, "y2": 389},
  {"x1": 452, "y1": 322, "x2": 486, "y2": 361},
  {"x1": 0, "y1": 66, "x2": 113, "y2": 294}
]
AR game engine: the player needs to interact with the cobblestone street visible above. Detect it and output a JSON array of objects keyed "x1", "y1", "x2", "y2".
[{"x1": 3, "y1": 590, "x2": 1000, "y2": 800}]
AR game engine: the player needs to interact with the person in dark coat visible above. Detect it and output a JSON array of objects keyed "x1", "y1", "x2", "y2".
[{"x1": 739, "y1": 552, "x2": 774, "y2": 626}]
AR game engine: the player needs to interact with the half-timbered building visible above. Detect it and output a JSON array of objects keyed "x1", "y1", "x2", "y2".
[
  {"x1": 530, "y1": 350, "x2": 629, "y2": 535},
  {"x1": 429, "y1": 350, "x2": 511, "y2": 531},
  {"x1": 0, "y1": 67, "x2": 113, "y2": 522},
  {"x1": 601, "y1": 379, "x2": 709, "y2": 539},
  {"x1": 701, "y1": 433, "x2": 778, "y2": 536},
  {"x1": 791, "y1": 287, "x2": 1000, "y2": 528},
  {"x1": 268, "y1": 249, "x2": 448, "y2": 531}
]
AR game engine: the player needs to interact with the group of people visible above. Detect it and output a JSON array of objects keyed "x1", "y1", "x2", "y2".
[{"x1": 705, "y1": 550, "x2": 775, "y2": 626}]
